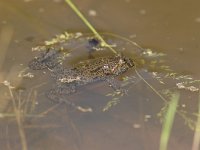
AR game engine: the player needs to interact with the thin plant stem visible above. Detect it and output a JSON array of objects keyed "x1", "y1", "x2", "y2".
[
  {"x1": 8, "y1": 86, "x2": 28, "y2": 150},
  {"x1": 192, "y1": 85, "x2": 200, "y2": 150},
  {"x1": 159, "y1": 92, "x2": 180, "y2": 150},
  {"x1": 64, "y1": 0, "x2": 117, "y2": 54},
  {"x1": 134, "y1": 68, "x2": 167, "y2": 102}
]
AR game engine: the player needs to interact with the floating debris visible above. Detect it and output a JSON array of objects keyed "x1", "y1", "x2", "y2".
[
  {"x1": 139, "y1": 9, "x2": 146, "y2": 15},
  {"x1": 195, "y1": 17, "x2": 200, "y2": 23},
  {"x1": 77, "y1": 106, "x2": 93, "y2": 112},
  {"x1": 18, "y1": 68, "x2": 34, "y2": 78},
  {"x1": 88, "y1": 9, "x2": 97, "y2": 17},
  {"x1": 133, "y1": 123, "x2": 141, "y2": 129},
  {"x1": 142, "y1": 48, "x2": 166, "y2": 57},
  {"x1": 176, "y1": 82, "x2": 199, "y2": 92}
]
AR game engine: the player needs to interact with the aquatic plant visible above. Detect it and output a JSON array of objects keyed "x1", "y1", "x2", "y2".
[
  {"x1": 159, "y1": 92, "x2": 180, "y2": 150},
  {"x1": 1, "y1": 1, "x2": 200, "y2": 149}
]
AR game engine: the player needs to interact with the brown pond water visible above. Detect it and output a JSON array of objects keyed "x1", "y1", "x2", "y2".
[{"x1": 0, "y1": 0, "x2": 200, "y2": 150}]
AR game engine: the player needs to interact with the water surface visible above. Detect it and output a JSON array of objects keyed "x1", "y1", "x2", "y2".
[{"x1": 0, "y1": 0, "x2": 200, "y2": 150}]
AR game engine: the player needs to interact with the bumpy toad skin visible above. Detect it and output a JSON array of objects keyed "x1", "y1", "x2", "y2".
[
  {"x1": 29, "y1": 48, "x2": 134, "y2": 104},
  {"x1": 28, "y1": 48, "x2": 65, "y2": 70},
  {"x1": 48, "y1": 55, "x2": 134, "y2": 103},
  {"x1": 53, "y1": 56, "x2": 134, "y2": 83}
]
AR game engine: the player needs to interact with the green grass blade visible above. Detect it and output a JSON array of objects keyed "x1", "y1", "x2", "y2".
[
  {"x1": 159, "y1": 92, "x2": 180, "y2": 150},
  {"x1": 64, "y1": 0, "x2": 117, "y2": 54},
  {"x1": 192, "y1": 87, "x2": 200, "y2": 150}
]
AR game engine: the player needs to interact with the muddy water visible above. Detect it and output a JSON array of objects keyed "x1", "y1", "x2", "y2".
[{"x1": 0, "y1": 0, "x2": 200, "y2": 150}]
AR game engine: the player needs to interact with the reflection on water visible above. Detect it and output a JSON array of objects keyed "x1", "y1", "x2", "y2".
[{"x1": 0, "y1": 0, "x2": 200, "y2": 150}]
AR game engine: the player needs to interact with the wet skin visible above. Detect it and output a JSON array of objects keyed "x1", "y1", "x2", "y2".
[{"x1": 29, "y1": 48, "x2": 134, "y2": 104}]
